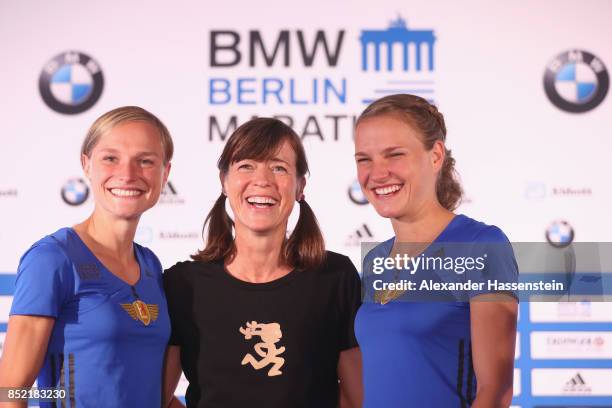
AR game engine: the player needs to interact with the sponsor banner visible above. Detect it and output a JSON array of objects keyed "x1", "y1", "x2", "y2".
[
  {"x1": 531, "y1": 368, "x2": 612, "y2": 396},
  {"x1": 531, "y1": 331, "x2": 612, "y2": 359},
  {"x1": 530, "y1": 302, "x2": 612, "y2": 322}
]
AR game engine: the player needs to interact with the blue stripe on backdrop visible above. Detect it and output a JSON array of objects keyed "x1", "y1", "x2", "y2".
[
  {"x1": 361, "y1": 97, "x2": 436, "y2": 104},
  {"x1": 373, "y1": 88, "x2": 434, "y2": 93},
  {"x1": 513, "y1": 301, "x2": 612, "y2": 407},
  {"x1": 386, "y1": 80, "x2": 435, "y2": 85},
  {"x1": 0, "y1": 274, "x2": 15, "y2": 296}
]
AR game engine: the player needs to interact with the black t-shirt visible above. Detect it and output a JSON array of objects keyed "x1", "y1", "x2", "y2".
[{"x1": 163, "y1": 251, "x2": 361, "y2": 408}]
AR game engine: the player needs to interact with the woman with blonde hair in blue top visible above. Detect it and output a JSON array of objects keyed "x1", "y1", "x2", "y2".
[
  {"x1": 353, "y1": 94, "x2": 518, "y2": 408},
  {"x1": 0, "y1": 106, "x2": 173, "y2": 407}
]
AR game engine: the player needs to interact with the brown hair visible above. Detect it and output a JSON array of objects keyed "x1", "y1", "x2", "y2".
[
  {"x1": 192, "y1": 117, "x2": 326, "y2": 270},
  {"x1": 356, "y1": 94, "x2": 463, "y2": 211},
  {"x1": 82, "y1": 106, "x2": 174, "y2": 164}
]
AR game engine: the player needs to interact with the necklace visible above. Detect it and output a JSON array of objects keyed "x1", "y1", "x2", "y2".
[{"x1": 375, "y1": 286, "x2": 407, "y2": 305}]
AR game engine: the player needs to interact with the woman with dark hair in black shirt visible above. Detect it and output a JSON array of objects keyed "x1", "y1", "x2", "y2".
[{"x1": 162, "y1": 118, "x2": 363, "y2": 408}]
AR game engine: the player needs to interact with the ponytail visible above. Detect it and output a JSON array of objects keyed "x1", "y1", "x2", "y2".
[
  {"x1": 192, "y1": 193, "x2": 236, "y2": 262},
  {"x1": 436, "y1": 148, "x2": 463, "y2": 211},
  {"x1": 284, "y1": 199, "x2": 326, "y2": 271}
]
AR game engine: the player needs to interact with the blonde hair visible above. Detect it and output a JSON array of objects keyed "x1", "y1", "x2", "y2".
[{"x1": 81, "y1": 106, "x2": 174, "y2": 164}]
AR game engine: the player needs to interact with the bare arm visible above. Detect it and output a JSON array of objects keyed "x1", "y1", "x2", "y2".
[
  {"x1": 338, "y1": 347, "x2": 363, "y2": 408},
  {"x1": 470, "y1": 294, "x2": 518, "y2": 408},
  {"x1": 0, "y1": 315, "x2": 55, "y2": 408},
  {"x1": 162, "y1": 345, "x2": 185, "y2": 408}
]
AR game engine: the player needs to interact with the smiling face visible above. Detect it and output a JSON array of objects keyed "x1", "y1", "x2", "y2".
[
  {"x1": 222, "y1": 139, "x2": 304, "y2": 236},
  {"x1": 82, "y1": 121, "x2": 170, "y2": 221},
  {"x1": 354, "y1": 114, "x2": 443, "y2": 221}
]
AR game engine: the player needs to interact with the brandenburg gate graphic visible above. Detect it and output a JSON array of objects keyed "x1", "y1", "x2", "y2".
[{"x1": 360, "y1": 17, "x2": 436, "y2": 72}]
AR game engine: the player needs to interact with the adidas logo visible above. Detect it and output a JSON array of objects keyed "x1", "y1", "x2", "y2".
[
  {"x1": 160, "y1": 181, "x2": 185, "y2": 204},
  {"x1": 162, "y1": 181, "x2": 178, "y2": 195},
  {"x1": 345, "y1": 224, "x2": 373, "y2": 247},
  {"x1": 563, "y1": 372, "x2": 592, "y2": 394}
]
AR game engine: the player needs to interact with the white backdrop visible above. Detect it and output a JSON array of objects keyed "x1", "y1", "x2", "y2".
[{"x1": 1, "y1": 1, "x2": 611, "y2": 406}]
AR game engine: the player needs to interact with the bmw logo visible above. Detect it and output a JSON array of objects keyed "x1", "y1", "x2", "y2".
[
  {"x1": 348, "y1": 180, "x2": 368, "y2": 205},
  {"x1": 543, "y1": 49, "x2": 609, "y2": 113},
  {"x1": 61, "y1": 178, "x2": 89, "y2": 206},
  {"x1": 39, "y1": 51, "x2": 104, "y2": 114},
  {"x1": 546, "y1": 220, "x2": 575, "y2": 248}
]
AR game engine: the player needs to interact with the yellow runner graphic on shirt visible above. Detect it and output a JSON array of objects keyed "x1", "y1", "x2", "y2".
[
  {"x1": 239, "y1": 321, "x2": 285, "y2": 376},
  {"x1": 120, "y1": 300, "x2": 159, "y2": 326}
]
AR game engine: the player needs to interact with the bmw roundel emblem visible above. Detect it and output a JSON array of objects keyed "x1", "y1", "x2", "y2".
[
  {"x1": 39, "y1": 51, "x2": 104, "y2": 114},
  {"x1": 61, "y1": 178, "x2": 89, "y2": 206},
  {"x1": 543, "y1": 49, "x2": 609, "y2": 113},
  {"x1": 545, "y1": 220, "x2": 575, "y2": 248},
  {"x1": 348, "y1": 180, "x2": 368, "y2": 205}
]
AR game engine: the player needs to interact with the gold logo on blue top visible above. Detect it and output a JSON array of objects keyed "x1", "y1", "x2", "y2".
[{"x1": 120, "y1": 300, "x2": 159, "y2": 326}]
